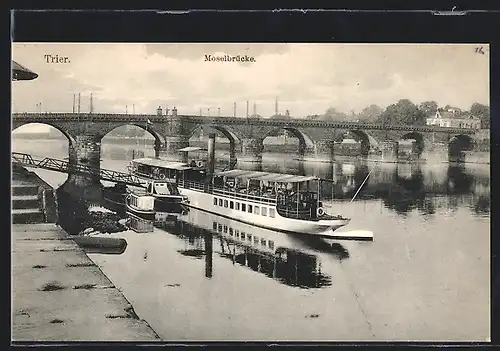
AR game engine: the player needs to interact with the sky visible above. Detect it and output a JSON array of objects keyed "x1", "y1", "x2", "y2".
[{"x1": 12, "y1": 43, "x2": 489, "y2": 133}]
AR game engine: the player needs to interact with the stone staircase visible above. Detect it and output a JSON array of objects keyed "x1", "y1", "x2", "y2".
[
  {"x1": 12, "y1": 181, "x2": 45, "y2": 224},
  {"x1": 12, "y1": 178, "x2": 57, "y2": 224}
]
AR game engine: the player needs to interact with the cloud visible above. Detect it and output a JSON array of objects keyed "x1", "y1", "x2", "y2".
[{"x1": 12, "y1": 43, "x2": 489, "y2": 121}]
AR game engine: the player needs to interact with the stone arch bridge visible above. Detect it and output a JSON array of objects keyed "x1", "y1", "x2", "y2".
[{"x1": 12, "y1": 113, "x2": 478, "y2": 178}]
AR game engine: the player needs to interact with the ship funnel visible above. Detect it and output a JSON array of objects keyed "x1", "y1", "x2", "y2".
[{"x1": 207, "y1": 133, "x2": 216, "y2": 176}]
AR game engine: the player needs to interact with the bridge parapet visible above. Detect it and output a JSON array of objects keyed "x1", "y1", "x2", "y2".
[{"x1": 12, "y1": 113, "x2": 476, "y2": 135}]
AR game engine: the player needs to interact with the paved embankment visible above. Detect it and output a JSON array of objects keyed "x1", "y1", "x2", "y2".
[{"x1": 12, "y1": 223, "x2": 160, "y2": 342}]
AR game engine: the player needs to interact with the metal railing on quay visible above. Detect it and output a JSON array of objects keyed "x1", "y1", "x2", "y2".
[{"x1": 11, "y1": 152, "x2": 147, "y2": 188}]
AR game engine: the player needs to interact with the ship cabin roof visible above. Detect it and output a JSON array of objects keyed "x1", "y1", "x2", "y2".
[
  {"x1": 132, "y1": 158, "x2": 193, "y2": 170},
  {"x1": 213, "y1": 169, "x2": 319, "y2": 183}
]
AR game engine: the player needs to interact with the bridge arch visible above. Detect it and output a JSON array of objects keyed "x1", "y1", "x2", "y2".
[
  {"x1": 449, "y1": 134, "x2": 476, "y2": 150},
  {"x1": 264, "y1": 127, "x2": 315, "y2": 155},
  {"x1": 188, "y1": 125, "x2": 240, "y2": 167},
  {"x1": 334, "y1": 129, "x2": 379, "y2": 156},
  {"x1": 187, "y1": 124, "x2": 241, "y2": 144},
  {"x1": 12, "y1": 123, "x2": 73, "y2": 188},
  {"x1": 101, "y1": 123, "x2": 166, "y2": 144},
  {"x1": 448, "y1": 134, "x2": 476, "y2": 163},
  {"x1": 101, "y1": 123, "x2": 166, "y2": 159},
  {"x1": 400, "y1": 132, "x2": 425, "y2": 157},
  {"x1": 12, "y1": 122, "x2": 76, "y2": 146}
]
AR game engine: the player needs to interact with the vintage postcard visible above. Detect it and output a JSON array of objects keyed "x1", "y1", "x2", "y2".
[{"x1": 12, "y1": 42, "x2": 490, "y2": 342}]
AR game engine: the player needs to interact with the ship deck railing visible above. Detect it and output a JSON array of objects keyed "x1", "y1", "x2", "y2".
[
  {"x1": 276, "y1": 207, "x2": 317, "y2": 220},
  {"x1": 179, "y1": 179, "x2": 277, "y2": 205}
]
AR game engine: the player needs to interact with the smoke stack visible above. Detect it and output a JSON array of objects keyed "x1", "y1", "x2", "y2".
[
  {"x1": 207, "y1": 133, "x2": 216, "y2": 177},
  {"x1": 246, "y1": 100, "x2": 249, "y2": 117},
  {"x1": 233, "y1": 102, "x2": 236, "y2": 117},
  {"x1": 253, "y1": 102, "x2": 256, "y2": 116},
  {"x1": 89, "y1": 93, "x2": 94, "y2": 113},
  {"x1": 72, "y1": 94, "x2": 75, "y2": 113},
  {"x1": 77, "y1": 93, "x2": 81, "y2": 113},
  {"x1": 218, "y1": 107, "x2": 220, "y2": 117},
  {"x1": 275, "y1": 96, "x2": 278, "y2": 115}
]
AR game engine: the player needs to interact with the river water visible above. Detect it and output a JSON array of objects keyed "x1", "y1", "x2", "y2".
[{"x1": 12, "y1": 138, "x2": 491, "y2": 342}]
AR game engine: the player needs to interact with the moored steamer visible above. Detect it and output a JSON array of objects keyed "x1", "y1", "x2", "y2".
[{"x1": 128, "y1": 158, "x2": 350, "y2": 236}]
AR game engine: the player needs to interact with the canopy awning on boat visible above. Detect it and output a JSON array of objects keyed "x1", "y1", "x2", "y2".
[
  {"x1": 132, "y1": 158, "x2": 192, "y2": 170},
  {"x1": 251, "y1": 173, "x2": 298, "y2": 182},
  {"x1": 213, "y1": 169, "x2": 319, "y2": 183},
  {"x1": 177, "y1": 146, "x2": 207, "y2": 152},
  {"x1": 213, "y1": 169, "x2": 253, "y2": 178}
]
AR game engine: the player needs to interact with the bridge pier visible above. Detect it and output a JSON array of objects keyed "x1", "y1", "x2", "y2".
[
  {"x1": 158, "y1": 136, "x2": 189, "y2": 162},
  {"x1": 68, "y1": 134, "x2": 102, "y2": 184},
  {"x1": 154, "y1": 139, "x2": 162, "y2": 159},
  {"x1": 60, "y1": 175, "x2": 103, "y2": 202},
  {"x1": 448, "y1": 144, "x2": 466, "y2": 163},
  {"x1": 229, "y1": 145, "x2": 237, "y2": 169},
  {"x1": 392, "y1": 141, "x2": 399, "y2": 161},
  {"x1": 239, "y1": 138, "x2": 264, "y2": 163},
  {"x1": 314, "y1": 139, "x2": 335, "y2": 161}
]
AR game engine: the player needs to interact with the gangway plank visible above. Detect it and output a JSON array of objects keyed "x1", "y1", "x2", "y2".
[{"x1": 12, "y1": 152, "x2": 148, "y2": 188}]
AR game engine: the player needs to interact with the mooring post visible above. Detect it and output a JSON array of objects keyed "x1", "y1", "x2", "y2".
[{"x1": 204, "y1": 232, "x2": 213, "y2": 278}]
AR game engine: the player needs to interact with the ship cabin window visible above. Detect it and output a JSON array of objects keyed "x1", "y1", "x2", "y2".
[
  {"x1": 254, "y1": 206, "x2": 260, "y2": 214},
  {"x1": 261, "y1": 238, "x2": 267, "y2": 246},
  {"x1": 254, "y1": 236, "x2": 259, "y2": 244},
  {"x1": 236, "y1": 202, "x2": 240, "y2": 210},
  {"x1": 230, "y1": 201, "x2": 234, "y2": 209},
  {"x1": 218, "y1": 224, "x2": 223, "y2": 232},
  {"x1": 269, "y1": 208, "x2": 275, "y2": 218},
  {"x1": 214, "y1": 197, "x2": 217, "y2": 206},
  {"x1": 218, "y1": 199, "x2": 223, "y2": 206},
  {"x1": 248, "y1": 204, "x2": 253, "y2": 213},
  {"x1": 223, "y1": 225, "x2": 228, "y2": 233},
  {"x1": 224, "y1": 200, "x2": 228, "y2": 208},
  {"x1": 241, "y1": 203, "x2": 246, "y2": 212},
  {"x1": 232, "y1": 229, "x2": 236, "y2": 237},
  {"x1": 241, "y1": 232, "x2": 246, "y2": 240},
  {"x1": 261, "y1": 207, "x2": 267, "y2": 216},
  {"x1": 229, "y1": 228, "x2": 233, "y2": 236},
  {"x1": 235, "y1": 231, "x2": 239, "y2": 238},
  {"x1": 268, "y1": 241, "x2": 275, "y2": 250},
  {"x1": 247, "y1": 234, "x2": 252, "y2": 241},
  {"x1": 213, "y1": 222, "x2": 218, "y2": 230}
]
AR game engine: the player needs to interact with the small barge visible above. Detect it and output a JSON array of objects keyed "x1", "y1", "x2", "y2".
[{"x1": 125, "y1": 193, "x2": 155, "y2": 221}]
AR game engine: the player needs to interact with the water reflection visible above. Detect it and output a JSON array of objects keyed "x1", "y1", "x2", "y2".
[
  {"x1": 247, "y1": 160, "x2": 490, "y2": 217},
  {"x1": 149, "y1": 208, "x2": 340, "y2": 289}
]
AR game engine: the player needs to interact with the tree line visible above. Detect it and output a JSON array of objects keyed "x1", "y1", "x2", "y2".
[{"x1": 304, "y1": 100, "x2": 490, "y2": 129}]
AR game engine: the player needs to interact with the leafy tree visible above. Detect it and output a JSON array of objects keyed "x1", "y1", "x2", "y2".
[
  {"x1": 470, "y1": 102, "x2": 490, "y2": 129},
  {"x1": 322, "y1": 107, "x2": 348, "y2": 121},
  {"x1": 357, "y1": 104, "x2": 383, "y2": 122},
  {"x1": 419, "y1": 101, "x2": 438, "y2": 117},
  {"x1": 377, "y1": 99, "x2": 425, "y2": 126}
]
